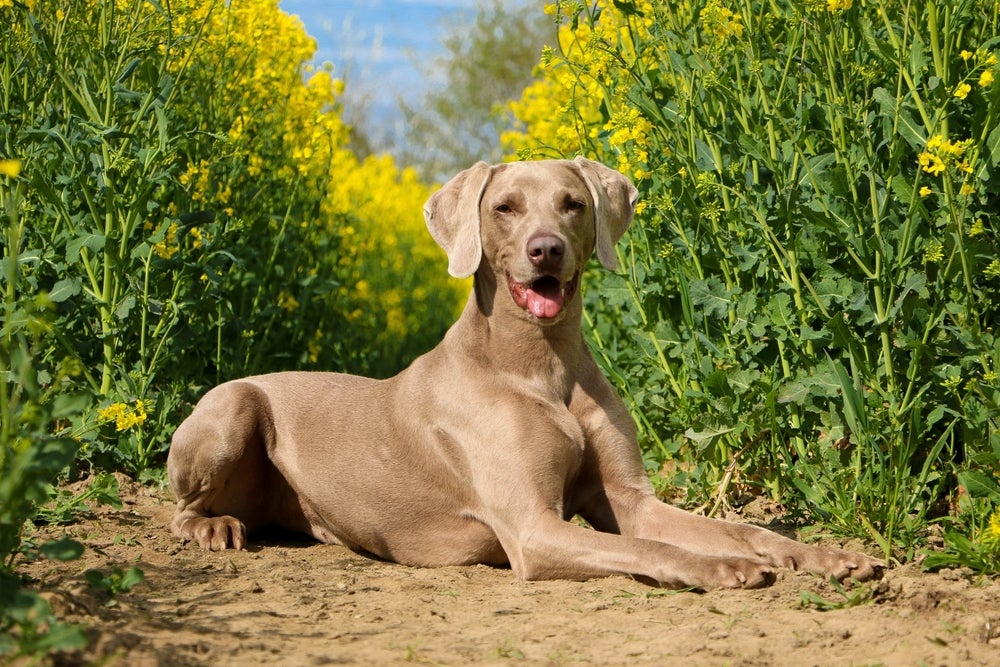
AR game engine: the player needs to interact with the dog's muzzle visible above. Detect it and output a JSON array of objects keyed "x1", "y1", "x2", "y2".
[{"x1": 506, "y1": 272, "x2": 579, "y2": 320}]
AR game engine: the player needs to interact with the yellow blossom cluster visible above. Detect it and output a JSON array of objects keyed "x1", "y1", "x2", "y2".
[
  {"x1": 153, "y1": 222, "x2": 180, "y2": 259},
  {"x1": 97, "y1": 400, "x2": 148, "y2": 432},
  {"x1": 923, "y1": 239, "x2": 944, "y2": 264},
  {"x1": 918, "y1": 135, "x2": 973, "y2": 177},
  {"x1": 504, "y1": 1, "x2": 658, "y2": 159},
  {"x1": 152, "y1": 0, "x2": 459, "y2": 359},
  {"x1": 953, "y1": 49, "x2": 998, "y2": 99},
  {"x1": 827, "y1": 0, "x2": 853, "y2": 12},
  {"x1": 700, "y1": 0, "x2": 744, "y2": 41},
  {"x1": 604, "y1": 107, "x2": 652, "y2": 180}
]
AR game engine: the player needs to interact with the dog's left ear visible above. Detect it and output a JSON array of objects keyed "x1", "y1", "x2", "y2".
[
  {"x1": 424, "y1": 162, "x2": 493, "y2": 278},
  {"x1": 572, "y1": 156, "x2": 639, "y2": 271}
]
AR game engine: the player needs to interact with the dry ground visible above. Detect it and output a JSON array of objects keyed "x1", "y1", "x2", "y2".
[{"x1": 13, "y1": 476, "x2": 1000, "y2": 666}]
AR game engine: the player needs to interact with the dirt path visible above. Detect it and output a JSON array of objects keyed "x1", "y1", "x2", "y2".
[{"x1": 16, "y1": 477, "x2": 1000, "y2": 666}]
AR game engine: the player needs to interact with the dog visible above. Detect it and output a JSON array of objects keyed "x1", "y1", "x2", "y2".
[{"x1": 167, "y1": 157, "x2": 884, "y2": 590}]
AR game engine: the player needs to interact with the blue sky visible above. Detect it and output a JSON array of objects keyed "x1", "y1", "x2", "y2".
[{"x1": 278, "y1": 1, "x2": 485, "y2": 147}]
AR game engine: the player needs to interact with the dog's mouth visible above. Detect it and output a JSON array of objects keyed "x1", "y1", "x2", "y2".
[{"x1": 506, "y1": 271, "x2": 579, "y2": 320}]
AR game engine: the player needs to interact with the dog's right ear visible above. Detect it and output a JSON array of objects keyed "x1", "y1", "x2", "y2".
[{"x1": 424, "y1": 162, "x2": 493, "y2": 279}]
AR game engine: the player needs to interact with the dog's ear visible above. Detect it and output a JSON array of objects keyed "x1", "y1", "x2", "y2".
[
  {"x1": 424, "y1": 162, "x2": 492, "y2": 278},
  {"x1": 572, "y1": 156, "x2": 639, "y2": 271}
]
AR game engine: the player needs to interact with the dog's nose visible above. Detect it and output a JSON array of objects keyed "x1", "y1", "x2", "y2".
[{"x1": 527, "y1": 233, "x2": 565, "y2": 270}]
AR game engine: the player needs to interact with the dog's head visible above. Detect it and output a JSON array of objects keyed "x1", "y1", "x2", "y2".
[{"x1": 424, "y1": 158, "x2": 638, "y2": 324}]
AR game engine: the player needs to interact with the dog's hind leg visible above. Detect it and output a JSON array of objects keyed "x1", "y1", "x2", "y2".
[{"x1": 167, "y1": 381, "x2": 280, "y2": 550}]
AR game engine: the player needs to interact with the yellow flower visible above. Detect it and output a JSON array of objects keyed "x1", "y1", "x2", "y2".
[
  {"x1": 97, "y1": 401, "x2": 147, "y2": 432},
  {"x1": 985, "y1": 259, "x2": 1000, "y2": 279},
  {"x1": 700, "y1": 0, "x2": 744, "y2": 40},
  {"x1": 942, "y1": 375, "x2": 962, "y2": 390},
  {"x1": 923, "y1": 239, "x2": 944, "y2": 263},
  {"x1": 983, "y1": 510, "x2": 1000, "y2": 551},
  {"x1": 919, "y1": 186, "x2": 932, "y2": 197},
  {"x1": 953, "y1": 82, "x2": 972, "y2": 100},
  {"x1": 153, "y1": 222, "x2": 180, "y2": 259},
  {"x1": 979, "y1": 69, "x2": 995, "y2": 87},
  {"x1": 918, "y1": 151, "x2": 945, "y2": 176},
  {"x1": 189, "y1": 226, "x2": 204, "y2": 249},
  {"x1": 960, "y1": 50, "x2": 974, "y2": 61},
  {"x1": 97, "y1": 403, "x2": 127, "y2": 424},
  {"x1": 278, "y1": 291, "x2": 300, "y2": 312},
  {"x1": 827, "y1": 0, "x2": 852, "y2": 11},
  {"x1": 0, "y1": 159, "x2": 21, "y2": 177},
  {"x1": 960, "y1": 183, "x2": 976, "y2": 196},
  {"x1": 969, "y1": 219, "x2": 985, "y2": 237}
]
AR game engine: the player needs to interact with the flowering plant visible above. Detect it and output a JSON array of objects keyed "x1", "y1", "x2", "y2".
[{"x1": 507, "y1": 0, "x2": 1000, "y2": 569}]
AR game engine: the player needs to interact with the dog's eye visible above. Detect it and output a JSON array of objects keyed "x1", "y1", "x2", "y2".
[
  {"x1": 495, "y1": 203, "x2": 514, "y2": 215},
  {"x1": 565, "y1": 199, "x2": 586, "y2": 212}
]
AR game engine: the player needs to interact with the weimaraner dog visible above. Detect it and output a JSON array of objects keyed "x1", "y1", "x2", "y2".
[{"x1": 168, "y1": 157, "x2": 884, "y2": 590}]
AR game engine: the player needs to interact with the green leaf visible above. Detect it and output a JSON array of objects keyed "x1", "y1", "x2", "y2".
[
  {"x1": 983, "y1": 122, "x2": 1000, "y2": 171},
  {"x1": 48, "y1": 277, "x2": 81, "y2": 303},
  {"x1": 832, "y1": 358, "x2": 868, "y2": 436},
  {"x1": 66, "y1": 232, "x2": 106, "y2": 264},
  {"x1": 39, "y1": 537, "x2": 84, "y2": 561},
  {"x1": 873, "y1": 87, "x2": 924, "y2": 150},
  {"x1": 689, "y1": 276, "x2": 733, "y2": 320},
  {"x1": 956, "y1": 470, "x2": 1000, "y2": 501}
]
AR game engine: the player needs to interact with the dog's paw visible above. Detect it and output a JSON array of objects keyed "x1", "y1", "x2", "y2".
[
  {"x1": 178, "y1": 515, "x2": 247, "y2": 551},
  {"x1": 693, "y1": 557, "x2": 775, "y2": 590},
  {"x1": 783, "y1": 545, "x2": 885, "y2": 582}
]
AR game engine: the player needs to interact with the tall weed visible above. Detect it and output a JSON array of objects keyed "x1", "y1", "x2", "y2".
[
  {"x1": 507, "y1": 0, "x2": 1000, "y2": 564},
  {"x1": 1, "y1": 0, "x2": 463, "y2": 655}
]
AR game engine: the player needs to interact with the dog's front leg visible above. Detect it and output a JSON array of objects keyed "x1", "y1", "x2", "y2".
[
  {"x1": 623, "y1": 495, "x2": 885, "y2": 582},
  {"x1": 495, "y1": 511, "x2": 774, "y2": 590}
]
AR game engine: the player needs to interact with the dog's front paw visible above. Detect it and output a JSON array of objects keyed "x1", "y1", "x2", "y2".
[
  {"x1": 691, "y1": 557, "x2": 775, "y2": 591},
  {"x1": 176, "y1": 515, "x2": 247, "y2": 551},
  {"x1": 784, "y1": 544, "x2": 885, "y2": 582}
]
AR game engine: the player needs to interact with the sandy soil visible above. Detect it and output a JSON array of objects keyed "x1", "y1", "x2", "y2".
[{"x1": 14, "y1": 475, "x2": 1000, "y2": 666}]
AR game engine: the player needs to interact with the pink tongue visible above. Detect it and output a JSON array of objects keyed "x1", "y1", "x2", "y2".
[{"x1": 527, "y1": 283, "x2": 563, "y2": 319}]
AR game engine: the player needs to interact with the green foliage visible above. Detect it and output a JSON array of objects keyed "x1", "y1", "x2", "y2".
[
  {"x1": 2, "y1": 151, "x2": 87, "y2": 658},
  {"x1": 85, "y1": 565, "x2": 145, "y2": 605},
  {"x1": 1, "y1": 0, "x2": 461, "y2": 657},
  {"x1": 508, "y1": 0, "x2": 1000, "y2": 564},
  {"x1": 33, "y1": 472, "x2": 123, "y2": 526},
  {"x1": 922, "y1": 470, "x2": 1000, "y2": 574},
  {"x1": 799, "y1": 576, "x2": 879, "y2": 611},
  {"x1": 0, "y1": 569, "x2": 88, "y2": 660}
]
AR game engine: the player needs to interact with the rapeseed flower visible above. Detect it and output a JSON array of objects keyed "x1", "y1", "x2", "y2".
[
  {"x1": 700, "y1": 0, "x2": 744, "y2": 40},
  {"x1": 983, "y1": 510, "x2": 1000, "y2": 551},
  {"x1": 919, "y1": 135, "x2": 973, "y2": 176},
  {"x1": 980, "y1": 69, "x2": 995, "y2": 88},
  {"x1": 0, "y1": 159, "x2": 21, "y2": 177},
  {"x1": 827, "y1": 0, "x2": 853, "y2": 11},
  {"x1": 954, "y1": 82, "x2": 971, "y2": 100},
  {"x1": 153, "y1": 222, "x2": 180, "y2": 259},
  {"x1": 923, "y1": 239, "x2": 944, "y2": 263},
  {"x1": 97, "y1": 401, "x2": 148, "y2": 432}
]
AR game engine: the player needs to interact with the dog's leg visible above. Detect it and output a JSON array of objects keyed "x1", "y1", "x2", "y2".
[
  {"x1": 594, "y1": 488, "x2": 885, "y2": 582},
  {"x1": 499, "y1": 511, "x2": 774, "y2": 590},
  {"x1": 167, "y1": 382, "x2": 276, "y2": 550}
]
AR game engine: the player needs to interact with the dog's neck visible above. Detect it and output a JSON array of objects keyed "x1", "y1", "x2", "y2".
[{"x1": 449, "y1": 271, "x2": 587, "y2": 400}]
